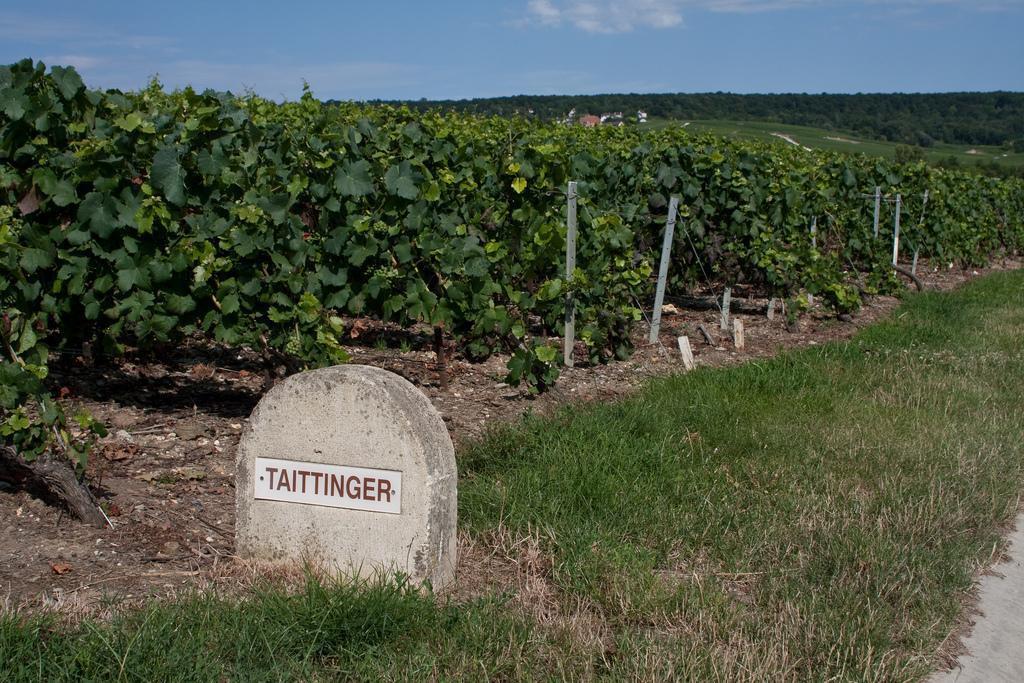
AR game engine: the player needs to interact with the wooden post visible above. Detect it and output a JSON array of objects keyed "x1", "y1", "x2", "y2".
[
  {"x1": 873, "y1": 186, "x2": 881, "y2": 239},
  {"x1": 648, "y1": 196, "x2": 679, "y2": 344},
  {"x1": 767, "y1": 298, "x2": 777, "y2": 321},
  {"x1": 677, "y1": 336, "x2": 695, "y2": 371},
  {"x1": 732, "y1": 319, "x2": 745, "y2": 350},
  {"x1": 892, "y1": 193, "x2": 902, "y2": 266},
  {"x1": 433, "y1": 327, "x2": 448, "y2": 390},
  {"x1": 912, "y1": 189, "x2": 928, "y2": 277},
  {"x1": 720, "y1": 287, "x2": 732, "y2": 332},
  {"x1": 564, "y1": 181, "x2": 577, "y2": 368},
  {"x1": 810, "y1": 216, "x2": 817, "y2": 249}
]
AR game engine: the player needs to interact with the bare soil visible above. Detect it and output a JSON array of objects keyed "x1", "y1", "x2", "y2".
[{"x1": 1, "y1": 261, "x2": 1016, "y2": 613}]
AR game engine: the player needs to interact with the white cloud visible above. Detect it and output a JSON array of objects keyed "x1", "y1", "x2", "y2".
[
  {"x1": 39, "y1": 54, "x2": 109, "y2": 71},
  {"x1": 523, "y1": 0, "x2": 1023, "y2": 32},
  {"x1": 528, "y1": 0, "x2": 564, "y2": 25},
  {"x1": 0, "y1": 11, "x2": 172, "y2": 50},
  {"x1": 526, "y1": 0, "x2": 686, "y2": 33},
  {"x1": 700, "y1": 0, "x2": 818, "y2": 11}
]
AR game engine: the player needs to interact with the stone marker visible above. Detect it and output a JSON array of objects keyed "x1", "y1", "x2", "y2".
[{"x1": 236, "y1": 365, "x2": 457, "y2": 589}]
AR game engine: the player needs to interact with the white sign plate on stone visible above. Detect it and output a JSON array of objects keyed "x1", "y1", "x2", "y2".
[
  {"x1": 236, "y1": 365, "x2": 457, "y2": 590},
  {"x1": 253, "y1": 457, "x2": 402, "y2": 514}
]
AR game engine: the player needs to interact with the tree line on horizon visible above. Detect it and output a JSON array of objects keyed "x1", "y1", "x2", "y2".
[{"x1": 356, "y1": 91, "x2": 1024, "y2": 151}]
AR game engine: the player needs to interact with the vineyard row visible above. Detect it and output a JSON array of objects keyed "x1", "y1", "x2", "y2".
[{"x1": 2, "y1": 59, "x2": 1022, "y2": 472}]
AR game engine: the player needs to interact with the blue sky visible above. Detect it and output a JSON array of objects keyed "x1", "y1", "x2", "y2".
[{"x1": 1, "y1": 1, "x2": 1022, "y2": 100}]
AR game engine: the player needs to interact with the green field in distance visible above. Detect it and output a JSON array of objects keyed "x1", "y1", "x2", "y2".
[{"x1": 649, "y1": 118, "x2": 1024, "y2": 169}]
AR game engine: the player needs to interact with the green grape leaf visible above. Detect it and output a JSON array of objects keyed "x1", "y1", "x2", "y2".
[
  {"x1": 198, "y1": 145, "x2": 227, "y2": 177},
  {"x1": 165, "y1": 294, "x2": 196, "y2": 315},
  {"x1": 393, "y1": 240, "x2": 413, "y2": 263},
  {"x1": 384, "y1": 163, "x2": 419, "y2": 200},
  {"x1": 117, "y1": 267, "x2": 141, "y2": 292},
  {"x1": 535, "y1": 345, "x2": 559, "y2": 363},
  {"x1": 16, "y1": 327, "x2": 38, "y2": 354},
  {"x1": 152, "y1": 145, "x2": 187, "y2": 206},
  {"x1": 50, "y1": 180, "x2": 77, "y2": 207},
  {"x1": 2, "y1": 94, "x2": 29, "y2": 120},
  {"x1": 50, "y1": 66, "x2": 85, "y2": 99},
  {"x1": 20, "y1": 248, "x2": 54, "y2": 273},
  {"x1": 220, "y1": 293, "x2": 240, "y2": 314},
  {"x1": 334, "y1": 159, "x2": 374, "y2": 197}
]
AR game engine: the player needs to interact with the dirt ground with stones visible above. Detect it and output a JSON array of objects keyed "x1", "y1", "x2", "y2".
[{"x1": 1, "y1": 260, "x2": 1017, "y2": 614}]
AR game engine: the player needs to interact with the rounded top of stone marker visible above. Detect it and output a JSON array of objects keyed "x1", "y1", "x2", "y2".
[{"x1": 246, "y1": 364, "x2": 452, "y2": 464}]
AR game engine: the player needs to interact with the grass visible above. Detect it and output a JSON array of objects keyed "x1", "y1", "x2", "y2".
[
  {"x1": 0, "y1": 576, "x2": 542, "y2": 681},
  {"x1": 3, "y1": 271, "x2": 1024, "y2": 680},
  {"x1": 648, "y1": 117, "x2": 1024, "y2": 170}
]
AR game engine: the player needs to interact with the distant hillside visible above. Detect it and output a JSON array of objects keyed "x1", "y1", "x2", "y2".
[{"x1": 364, "y1": 92, "x2": 1024, "y2": 149}]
